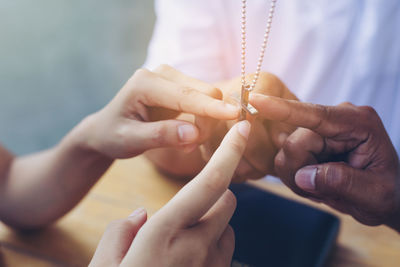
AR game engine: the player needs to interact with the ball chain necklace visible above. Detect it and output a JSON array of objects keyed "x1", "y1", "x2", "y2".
[{"x1": 239, "y1": 0, "x2": 277, "y2": 120}]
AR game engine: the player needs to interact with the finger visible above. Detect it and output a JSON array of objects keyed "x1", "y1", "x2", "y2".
[
  {"x1": 267, "y1": 121, "x2": 296, "y2": 148},
  {"x1": 294, "y1": 162, "x2": 373, "y2": 205},
  {"x1": 200, "y1": 121, "x2": 230, "y2": 161},
  {"x1": 160, "y1": 120, "x2": 251, "y2": 227},
  {"x1": 153, "y1": 65, "x2": 226, "y2": 141},
  {"x1": 125, "y1": 120, "x2": 200, "y2": 156},
  {"x1": 130, "y1": 69, "x2": 239, "y2": 120},
  {"x1": 241, "y1": 119, "x2": 277, "y2": 178},
  {"x1": 194, "y1": 115, "x2": 220, "y2": 143},
  {"x1": 274, "y1": 128, "x2": 322, "y2": 195},
  {"x1": 89, "y1": 208, "x2": 147, "y2": 267},
  {"x1": 225, "y1": 119, "x2": 268, "y2": 180},
  {"x1": 153, "y1": 64, "x2": 223, "y2": 99},
  {"x1": 197, "y1": 190, "x2": 236, "y2": 240},
  {"x1": 250, "y1": 94, "x2": 349, "y2": 137},
  {"x1": 218, "y1": 225, "x2": 235, "y2": 264}
]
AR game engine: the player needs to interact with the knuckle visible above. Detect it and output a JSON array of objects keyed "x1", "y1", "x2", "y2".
[
  {"x1": 274, "y1": 151, "x2": 286, "y2": 172},
  {"x1": 129, "y1": 68, "x2": 151, "y2": 92},
  {"x1": 154, "y1": 64, "x2": 172, "y2": 73},
  {"x1": 338, "y1": 101, "x2": 355, "y2": 107},
  {"x1": 356, "y1": 105, "x2": 382, "y2": 130},
  {"x1": 255, "y1": 72, "x2": 280, "y2": 95},
  {"x1": 114, "y1": 124, "x2": 130, "y2": 147},
  {"x1": 358, "y1": 105, "x2": 380, "y2": 124},
  {"x1": 222, "y1": 190, "x2": 237, "y2": 210},
  {"x1": 312, "y1": 104, "x2": 329, "y2": 129},
  {"x1": 282, "y1": 137, "x2": 300, "y2": 155},
  {"x1": 358, "y1": 105, "x2": 378, "y2": 117},
  {"x1": 151, "y1": 124, "x2": 169, "y2": 146},
  {"x1": 132, "y1": 68, "x2": 151, "y2": 81},
  {"x1": 322, "y1": 164, "x2": 353, "y2": 194},
  {"x1": 258, "y1": 72, "x2": 278, "y2": 83},
  {"x1": 180, "y1": 86, "x2": 198, "y2": 96}
]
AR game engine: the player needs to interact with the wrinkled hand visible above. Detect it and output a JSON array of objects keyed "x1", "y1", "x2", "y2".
[
  {"x1": 251, "y1": 94, "x2": 400, "y2": 230},
  {"x1": 90, "y1": 121, "x2": 251, "y2": 266},
  {"x1": 79, "y1": 65, "x2": 239, "y2": 159},
  {"x1": 202, "y1": 72, "x2": 297, "y2": 181}
]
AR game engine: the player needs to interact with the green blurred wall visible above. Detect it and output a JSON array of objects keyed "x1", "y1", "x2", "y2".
[{"x1": 0, "y1": 0, "x2": 155, "y2": 154}]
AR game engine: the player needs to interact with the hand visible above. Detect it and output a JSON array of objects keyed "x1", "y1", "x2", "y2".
[
  {"x1": 89, "y1": 208, "x2": 148, "y2": 267},
  {"x1": 90, "y1": 121, "x2": 251, "y2": 266},
  {"x1": 77, "y1": 65, "x2": 240, "y2": 159},
  {"x1": 203, "y1": 72, "x2": 297, "y2": 181},
  {"x1": 251, "y1": 94, "x2": 400, "y2": 229}
]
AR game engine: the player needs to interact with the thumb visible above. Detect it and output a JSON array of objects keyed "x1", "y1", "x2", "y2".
[
  {"x1": 89, "y1": 208, "x2": 147, "y2": 267},
  {"x1": 129, "y1": 120, "x2": 200, "y2": 153},
  {"x1": 294, "y1": 162, "x2": 368, "y2": 204}
]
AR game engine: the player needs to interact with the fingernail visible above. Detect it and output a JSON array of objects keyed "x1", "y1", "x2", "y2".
[
  {"x1": 129, "y1": 207, "x2": 146, "y2": 218},
  {"x1": 295, "y1": 167, "x2": 317, "y2": 191},
  {"x1": 178, "y1": 124, "x2": 198, "y2": 143},
  {"x1": 237, "y1": 120, "x2": 251, "y2": 139}
]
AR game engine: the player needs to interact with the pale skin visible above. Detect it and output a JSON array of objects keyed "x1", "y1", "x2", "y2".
[
  {"x1": 0, "y1": 65, "x2": 240, "y2": 230},
  {"x1": 146, "y1": 71, "x2": 297, "y2": 181},
  {"x1": 90, "y1": 121, "x2": 251, "y2": 267}
]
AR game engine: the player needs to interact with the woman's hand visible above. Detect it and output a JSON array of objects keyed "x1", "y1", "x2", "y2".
[
  {"x1": 90, "y1": 121, "x2": 251, "y2": 266},
  {"x1": 77, "y1": 65, "x2": 240, "y2": 159}
]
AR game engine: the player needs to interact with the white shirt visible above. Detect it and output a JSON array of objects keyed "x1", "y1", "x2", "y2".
[{"x1": 144, "y1": 0, "x2": 400, "y2": 153}]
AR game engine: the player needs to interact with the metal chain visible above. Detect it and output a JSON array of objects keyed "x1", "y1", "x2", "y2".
[{"x1": 241, "y1": 0, "x2": 277, "y2": 91}]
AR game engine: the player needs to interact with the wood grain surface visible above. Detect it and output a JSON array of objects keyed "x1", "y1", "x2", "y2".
[{"x1": 0, "y1": 156, "x2": 399, "y2": 266}]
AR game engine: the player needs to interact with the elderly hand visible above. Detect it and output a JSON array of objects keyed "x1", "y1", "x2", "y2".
[
  {"x1": 202, "y1": 72, "x2": 297, "y2": 181},
  {"x1": 90, "y1": 121, "x2": 251, "y2": 266},
  {"x1": 251, "y1": 94, "x2": 400, "y2": 230}
]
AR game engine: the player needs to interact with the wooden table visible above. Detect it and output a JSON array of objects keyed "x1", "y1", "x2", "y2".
[{"x1": 1, "y1": 156, "x2": 399, "y2": 266}]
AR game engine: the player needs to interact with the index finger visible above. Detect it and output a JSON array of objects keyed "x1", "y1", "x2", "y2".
[
  {"x1": 160, "y1": 120, "x2": 251, "y2": 227},
  {"x1": 128, "y1": 69, "x2": 240, "y2": 120},
  {"x1": 153, "y1": 64, "x2": 223, "y2": 99},
  {"x1": 250, "y1": 93, "x2": 344, "y2": 137},
  {"x1": 154, "y1": 65, "x2": 223, "y2": 142}
]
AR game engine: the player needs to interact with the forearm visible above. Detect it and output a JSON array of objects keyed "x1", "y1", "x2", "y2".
[{"x1": 0, "y1": 115, "x2": 113, "y2": 229}]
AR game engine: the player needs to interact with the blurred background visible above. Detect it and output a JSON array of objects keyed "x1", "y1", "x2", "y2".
[{"x1": 0, "y1": 0, "x2": 155, "y2": 154}]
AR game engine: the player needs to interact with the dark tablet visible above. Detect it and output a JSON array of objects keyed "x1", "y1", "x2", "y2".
[{"x1": 229, "y1": 183, "x2": 339, "y2": 267}]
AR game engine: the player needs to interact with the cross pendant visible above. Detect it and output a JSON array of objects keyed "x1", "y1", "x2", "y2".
[{"x1": 239, "y1": 85, "x2": 258, "y2": 120}]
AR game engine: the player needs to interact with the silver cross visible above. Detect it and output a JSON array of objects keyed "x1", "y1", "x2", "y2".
[{"x1": 239, "y1": 85, "x2": 258, "y2": 120}]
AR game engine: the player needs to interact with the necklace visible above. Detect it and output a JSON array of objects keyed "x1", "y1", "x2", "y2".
[{"x1": 240, "y1": 0, "x2": 277, "y2": 120}]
